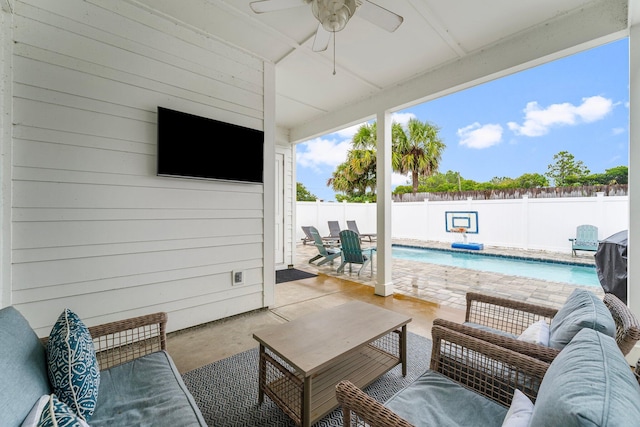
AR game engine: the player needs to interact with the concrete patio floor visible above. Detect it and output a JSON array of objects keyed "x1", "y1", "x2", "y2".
[{"x1": 168, "y1": 272, "x2": 465, "y2": 373}]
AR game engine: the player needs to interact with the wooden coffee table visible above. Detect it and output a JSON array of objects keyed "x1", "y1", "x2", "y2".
[{"x1": 252, "y1": 301, "x2": 412, "y2": 427}]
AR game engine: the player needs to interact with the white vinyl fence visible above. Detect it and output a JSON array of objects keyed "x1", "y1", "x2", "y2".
[{"x1": 297, "y1": 193, "x2": 629, "y2": 254}]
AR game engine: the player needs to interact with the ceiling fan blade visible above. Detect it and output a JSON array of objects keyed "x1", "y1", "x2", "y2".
[
  {"x1": 312, "y1": 24, "x2": 331, "y2": 52},
  {"x1": 249, "y1": 0, "x2": 305, "y2": 14},
  {"x1": 358, "y1": 0, "x2": 403, "y2": 32}
]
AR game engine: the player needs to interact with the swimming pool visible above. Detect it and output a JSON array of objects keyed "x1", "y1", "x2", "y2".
[{"x1": 392, "y1": 245, "x2": 600, "y2": 287}]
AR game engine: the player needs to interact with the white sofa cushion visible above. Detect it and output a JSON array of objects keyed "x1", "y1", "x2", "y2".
[
  {"x1": 517, "y1": 320, "x2": 550, "y2": 346},
  {"x1": 21, "y1": 394, "x2": 90, "y2": 427},
  {"x1": 501, "y1": 389, "x2": 533, "y2": 427}
]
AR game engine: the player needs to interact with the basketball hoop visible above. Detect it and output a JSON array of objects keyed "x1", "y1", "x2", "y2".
[
  {"x1": 450, "y1": 227, "x2": 467, "y2": 233},
  {"x1": 445, "y1": 211, "x2": 483, "y2": 250},
  {"x1": 449, "y1": 227, "x2": 469, "y2": 243}
]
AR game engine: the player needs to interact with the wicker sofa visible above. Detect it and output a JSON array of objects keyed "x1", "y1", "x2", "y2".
[
  {"x1": 336, "y1": 324, "x2": 640, "y2": 426},
  {"x1": 435, "y1": 289, "x2": 640, "y2": 363},
  {"x1": 0, "y1": 306, "x2": 206, "y2": 427}
]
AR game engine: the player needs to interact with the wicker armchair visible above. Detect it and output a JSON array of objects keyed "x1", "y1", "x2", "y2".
[
  {"x1": 436, "y1": 291, "x2": 640, "y2": 363},
  {"x1": 603, "y1": 293, "x2": 640, "y2": 355},
  {"x1": 336, "y1": 325, "x2": 549, "y2": 427}
]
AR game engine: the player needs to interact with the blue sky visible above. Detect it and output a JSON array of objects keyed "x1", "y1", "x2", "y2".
[{"x1": 296, "y1": 38, "x2": 629, "y2": 202}]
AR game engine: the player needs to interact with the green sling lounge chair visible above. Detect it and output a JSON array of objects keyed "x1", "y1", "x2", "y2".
[
  {"x1": 302, "y1": 225, "x2": 338, "y2": 246},
  {"x1": 308, "y1": 226, "x2": 342, "y2": 266},
  {"x1": 569, "y1": 224, "x2": 599, "y2": 256},
  {"x1": 301, "y1": 226, "x2": 314, "y2": 245},
  {"x1": 337, "y1": 229, "x2": 376, "y2": 276}
]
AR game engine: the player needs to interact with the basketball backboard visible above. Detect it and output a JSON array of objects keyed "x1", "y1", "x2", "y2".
[{"x1": 445, "y1": 211, "x2": 479, "y2": 234}]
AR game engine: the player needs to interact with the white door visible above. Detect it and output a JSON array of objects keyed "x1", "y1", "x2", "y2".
[{"x1": 275, "y1": 153, "x2": 285, "y2": 265}]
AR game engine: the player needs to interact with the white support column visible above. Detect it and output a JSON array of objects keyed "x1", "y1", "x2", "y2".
[
  {"x1": 375, "y1": 110, "x2": 393, "y2": 296},
  {"x1": 627, "y1": 6, "x2": 640, "y2": 364},
  {"x1": 262, "y1": 61, "x2": 276, "y2": 307}
]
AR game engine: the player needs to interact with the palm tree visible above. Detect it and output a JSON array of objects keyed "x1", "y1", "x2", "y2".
[
  {"x1": 352, "y1": 121, "x2": 377, "y2": 150},
  {"x1": 349, "y1": 123, "x2": 378, "y2": 194},
  {"x1": 327, "y1": 162, "x2": 360, "y2": 195},
  {"x1": 328, "y1": 123, "x2": 378, "y2": 198},
  {"x1": 393, "y1": 118, "x2": 445, "y2": 194},
  {"x1": 348, "y1": 121, "x2": 406, "y2": 195}
]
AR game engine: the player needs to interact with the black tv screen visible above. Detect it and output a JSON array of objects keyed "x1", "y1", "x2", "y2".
[{"x1": 157, "y1": 107, "x2": 264, "y2": 183}]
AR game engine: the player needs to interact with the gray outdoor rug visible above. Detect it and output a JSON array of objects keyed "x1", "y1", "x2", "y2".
[{"x1": 181, "y1": 331, "x2": 432, "y2": 426}]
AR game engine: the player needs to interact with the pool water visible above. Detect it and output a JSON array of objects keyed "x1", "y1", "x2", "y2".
[{"x1": 392, "y1": 245, "x2": 600, "y2": 287}]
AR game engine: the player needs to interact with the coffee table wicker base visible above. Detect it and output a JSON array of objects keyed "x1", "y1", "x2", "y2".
[{"x1": 258, "y1": 330, "x2": 403, "y2": 426}]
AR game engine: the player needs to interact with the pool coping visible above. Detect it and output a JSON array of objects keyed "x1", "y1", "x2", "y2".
[
  {"x1": 392, "y1": 243, "x2": 597, "y2": 269},
  {"x1": 295, "y1": 239, "x2": 604, "y2": 311}
]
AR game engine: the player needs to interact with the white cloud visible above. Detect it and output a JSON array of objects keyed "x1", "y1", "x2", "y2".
[
  {"x1": 296, "y1": 137, "x2": 351, "y2": 171},
  {"x1": 612, "y1": 127, "x2": 625, "y2": 135},
  {"x1": 335, "y1": 123, "x2": 366, "y2": 139},
  {"x1": 391, "y1": 112, "x2": 416, "y2": 127},
  {"x1": 392, "y1": 173, "x2": 410, "y2": 186},
  {"x1": 457, "y1": 123, "x2": 503, "y2": 149},
  {"x1": 507, "y1": 95, "x2": 613, "y2": 137}
]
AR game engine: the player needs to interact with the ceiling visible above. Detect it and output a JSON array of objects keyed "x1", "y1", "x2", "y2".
[{"x1": 134, "y1": 0, "x2": 633, "y2": 142}]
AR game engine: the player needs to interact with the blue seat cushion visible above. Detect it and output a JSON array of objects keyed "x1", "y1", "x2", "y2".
[
  {"x1": 0, "y1": 306, "x2": 51, "y2": 427},
  {"x1": 549, "y1": 288, "x2": 615, "y2": 349},
  {"x1": 90, "y1": 351, "x2": 206, "y2": 426},
  {"x1": 530, "y1": 328, "x2": 640, "y2": 426},
  {"x1": 384, "y1": 370, "x2": 507, "y2": 426}
]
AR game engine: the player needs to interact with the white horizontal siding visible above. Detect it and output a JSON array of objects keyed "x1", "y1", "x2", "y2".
[{"x1": 9, "y1": 0, "x2": 268, "y2": 334}]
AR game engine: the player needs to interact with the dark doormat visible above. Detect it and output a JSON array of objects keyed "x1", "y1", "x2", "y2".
[{"x1": 276, "y1": 268, "x2": 318, "y2": 284}]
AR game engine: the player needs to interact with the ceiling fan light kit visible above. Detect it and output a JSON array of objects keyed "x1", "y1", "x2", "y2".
[{"x1": 311, "y1": 0, "x2": 356, "y2": 33}]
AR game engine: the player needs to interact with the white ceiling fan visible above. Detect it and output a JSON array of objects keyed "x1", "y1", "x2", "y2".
[{"x1": 249, "y1": 0, "x2": 403, "y2": 52}]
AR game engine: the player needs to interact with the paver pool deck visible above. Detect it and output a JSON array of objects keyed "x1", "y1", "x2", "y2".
[{"x1": 294, "y1": 238, "x2": 602, "y2": 312}]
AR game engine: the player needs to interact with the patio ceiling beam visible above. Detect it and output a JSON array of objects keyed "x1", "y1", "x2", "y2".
[{"x1": 288, "y1": 0, "x2": 629, "y2": 143}]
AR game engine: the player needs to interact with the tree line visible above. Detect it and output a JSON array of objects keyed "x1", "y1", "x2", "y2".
[{"x1": 297, "y1": 120, "x2": 628, "y2": 202}]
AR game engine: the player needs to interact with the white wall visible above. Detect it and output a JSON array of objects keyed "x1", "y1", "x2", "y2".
[
  {"x1": 1, "y1": 1, "x2": 13, "y2": 310},
  {"x1": 298, "y1": 194, "x2": 629, "y2": 253},
  {"x1": 2, "y1": 0, "x2": 273, "y2": 335}
]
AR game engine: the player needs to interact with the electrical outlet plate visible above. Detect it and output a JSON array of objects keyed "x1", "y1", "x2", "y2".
[{"x1": 232, "y1": 270, "x2": 244, "y2": 285}]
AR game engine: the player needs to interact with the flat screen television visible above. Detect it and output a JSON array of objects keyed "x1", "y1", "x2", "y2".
[{"x1": 157, "y1": 106, "x2": 264, "y2": 183}]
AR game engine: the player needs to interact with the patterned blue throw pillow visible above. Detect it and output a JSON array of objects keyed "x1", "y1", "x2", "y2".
[
  {"x1": 46, "y1": 309, "x2": 100, "y2": 422},
  {"x1": 21, "y1": 394, "x2": 90, "y2": 427}
]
